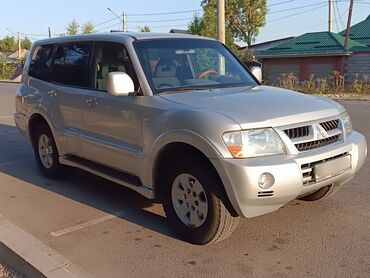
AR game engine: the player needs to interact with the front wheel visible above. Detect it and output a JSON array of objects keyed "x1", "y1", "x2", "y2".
[{"x1": 162, "y1": 160, "x2": 239, "y2": 245}]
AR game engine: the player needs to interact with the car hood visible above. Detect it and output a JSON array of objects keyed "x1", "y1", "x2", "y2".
[{"x1": 160, "y1": 85, "x2": 344, "y2": 129}]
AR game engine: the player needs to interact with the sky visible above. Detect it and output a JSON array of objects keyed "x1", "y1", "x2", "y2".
[{"x1": 0, "y1": 0, "x2": 369, "y2": 45}]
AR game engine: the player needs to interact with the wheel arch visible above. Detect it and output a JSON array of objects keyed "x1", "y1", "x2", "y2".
[
  {"x1": 28, "y1": 113, "x2": 51, "y2": 145},
  {"x1": 150, "y1": 137, "x2": 238, "y2": 217}
]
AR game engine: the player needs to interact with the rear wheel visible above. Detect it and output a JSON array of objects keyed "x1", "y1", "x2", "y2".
[
  {"x1": 32, "y1": 122, "x2": 63, "y2": 178},
  {"x1": 162, "y1": 157, "x2": 239, "y2": 245},
  {"x1": 299, "y1": 185, "x2": 337, "y2": 201}
]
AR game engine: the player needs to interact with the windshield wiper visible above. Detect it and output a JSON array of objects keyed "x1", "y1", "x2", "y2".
[{"x1": 158, "y1": 87, "x2": 214, "y2": 94}]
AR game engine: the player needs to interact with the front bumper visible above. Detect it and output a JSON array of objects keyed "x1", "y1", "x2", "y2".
[{"x1": 212, "y1": 131, "x2": 367, "y2": 218}]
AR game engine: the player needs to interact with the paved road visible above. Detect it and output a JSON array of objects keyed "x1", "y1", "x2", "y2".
[{"x1": 0, "y1": 83, "x2": 369, "y2": 277}]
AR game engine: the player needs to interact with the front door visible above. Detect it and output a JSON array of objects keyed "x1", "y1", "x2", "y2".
[{"x1": 80, "y1": 42, "x2": 143, "y2": 176}]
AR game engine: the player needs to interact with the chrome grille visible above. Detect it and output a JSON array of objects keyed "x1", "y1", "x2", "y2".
[
  {"x1": 320, "y1": 119, "x2": 339, "y2": 131},
  {"x1": 295, "y1": 134, "x2": 341, "y2": 152},
  {"x1": 284, "y1": 126, "x2": 310, "y2": 139},
  {"x1": 282, "y1": 118, "x2": 342, "y2": 152}
]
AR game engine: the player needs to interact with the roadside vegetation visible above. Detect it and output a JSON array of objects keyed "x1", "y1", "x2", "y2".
[
  {"x1": 189, "y1": 0, "x2": 267, "y2": 56},
  {"x1": 267, "y1": 71, "x2": 370, "y2": 96},
  {"x1": 0, "y1": 61, "x2": 16, "y2": 80}
]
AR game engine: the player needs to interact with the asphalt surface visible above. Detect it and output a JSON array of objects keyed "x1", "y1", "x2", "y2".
[{"x1": 0, "y1": 83, "x2": 369, "y2": 277}]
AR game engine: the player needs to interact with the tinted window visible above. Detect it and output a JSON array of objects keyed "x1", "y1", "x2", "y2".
[
  {"x1": 51, "y1": 43, "x2": 91, "y2": 87},
  {"x1": 92, "y1": 42, "x2": 139, "y2": 91},
  {"x1": 29, "y1": 44, "x2": 54, "y2": 81}
]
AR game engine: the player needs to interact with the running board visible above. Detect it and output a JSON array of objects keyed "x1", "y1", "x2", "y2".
[{"x1": 59, "y1": 156, "x2": 155, "y2": 199}]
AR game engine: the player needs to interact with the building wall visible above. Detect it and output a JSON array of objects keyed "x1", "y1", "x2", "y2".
[
  {"x1": 261, "y1": 56, "x2": 345, "y2": 83},
  {"x1": 345, "y1": 53, "x2": 370, "y2": 81}
]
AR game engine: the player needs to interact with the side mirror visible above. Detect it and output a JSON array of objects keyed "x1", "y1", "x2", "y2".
[
  {"x1": 107, "y1": 72, "x2": 135, "y2": 96},
  {"x1": 250, "y1": 66, "x2": 262, "y2": 83}
]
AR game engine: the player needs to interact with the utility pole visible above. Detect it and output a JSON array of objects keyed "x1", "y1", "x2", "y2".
[
  {"x1": 345, "y1": 0, "x2": 354, "y2": 49},
  {"x1": 17, "y1": 32, "x2": 21, "y2": 60},
  {"x1": 48, "y1": 27, "x2": 51, "y2": 38},
  {"x1": 217, "y1": 0, "x2": 225, "y2": 43},
  {"x1": 328, "y1": 0, "x2": 333, "y2": 32},
  {"x1": 217, "y1": 0, "x2": 225, "y2": 74},
  {"x1": 123, "y1": 12, "x2": 127, "y2": 32}
]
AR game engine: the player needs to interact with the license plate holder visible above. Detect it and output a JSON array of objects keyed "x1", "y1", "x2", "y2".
[{"x1": 314, "y1": 155, "x2": 351, "y2": 181}]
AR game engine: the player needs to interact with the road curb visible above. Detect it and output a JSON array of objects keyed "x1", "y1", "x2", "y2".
[
  {"x1": 0, "y1": 214, "x2": 89, "y2": 278},
  {"x1": 0, "y1": 242, "x2": 45, "y2": 277}
]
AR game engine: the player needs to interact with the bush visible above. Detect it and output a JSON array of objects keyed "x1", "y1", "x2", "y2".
[
  {"x1": 0, "y1": 61, "x2": 16, "y2": 80},
  {"x1": 269, "y1": 71, "x2": 370, "y2": 95}
]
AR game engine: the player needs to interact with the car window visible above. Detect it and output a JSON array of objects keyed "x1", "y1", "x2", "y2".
[
  {"x1": 134, "y1": 39, "x2": 257, "y2": 94},
  {"x1": 29, "y1": 44, "x2": 54, "y2": 81},
  {"x1": 50, "y1": 43, "x2": 92, "y2": 88},
  {"x1": 92, "y1": 42, "x2": 139, "y2": 92}
]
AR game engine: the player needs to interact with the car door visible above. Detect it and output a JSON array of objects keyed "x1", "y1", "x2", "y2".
[
  {"x1": 28, "y1": 43, "x2": 90, "y2": 156},
  {"x1": 80, "y1": 41, "x2": 143, "y2": 176}
]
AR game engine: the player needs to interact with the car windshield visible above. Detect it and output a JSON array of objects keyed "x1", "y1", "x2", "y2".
[{"x1": 134, "y1": 39, "x2": 257, "y2": 94}]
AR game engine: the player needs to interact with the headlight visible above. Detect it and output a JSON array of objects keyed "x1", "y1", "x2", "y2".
[
  {"x1": 340, "y1": 112, "x2": 353, "y2": 137},
  {"x1": 222, "y1": 128, "x2": 286, "y2": 158}
]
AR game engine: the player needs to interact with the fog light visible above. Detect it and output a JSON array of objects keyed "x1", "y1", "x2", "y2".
[{"x1": 258, "y1": 173, "x2": 275, "y2": 189}]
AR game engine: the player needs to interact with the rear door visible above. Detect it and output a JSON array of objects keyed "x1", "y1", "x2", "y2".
[{"x1": 43, "y1": 42, "x2": 92, "y2": 155}]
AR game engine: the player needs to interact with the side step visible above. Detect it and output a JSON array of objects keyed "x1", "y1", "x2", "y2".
[{"x1": 59, "y1": 156, "x2": 155, "y2": 199}]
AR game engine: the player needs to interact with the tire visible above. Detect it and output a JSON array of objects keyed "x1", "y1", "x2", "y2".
[
  {"x1": 32, "y1": 122, "x2": 63, "y2": 178},
  {"x1": 161, "y1": 157, "x2": 239, "y2": 245},
  {"x1": 299, "y1": 185, "x2": 337, "y2": 201}
]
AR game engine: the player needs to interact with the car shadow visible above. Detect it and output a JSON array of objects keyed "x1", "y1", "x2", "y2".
[{"x1": 0, "y1": 123, "x2": 178, "y2": 240}]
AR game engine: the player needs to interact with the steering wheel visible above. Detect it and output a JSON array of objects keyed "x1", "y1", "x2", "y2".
[{"x1": 198, "y1": 69, "x2": 218, "y2": 79}]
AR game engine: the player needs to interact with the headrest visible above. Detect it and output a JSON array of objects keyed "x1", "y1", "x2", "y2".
[
  {"x1": 155, "y1": 58, "x2": 176, "y2": 78},
  {"x1": 100, "y1": 65, "x2": 109, "y2": 78}
]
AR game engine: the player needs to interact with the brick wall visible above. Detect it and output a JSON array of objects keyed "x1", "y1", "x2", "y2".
[
  {"x1": 261, "y1": 56, "x2": 344, "y2": 83},
  {"x1": 345, "y1": 53, "x2": 370, "y2": 81}
]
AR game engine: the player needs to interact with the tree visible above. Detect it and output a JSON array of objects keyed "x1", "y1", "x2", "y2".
[
  {"x1": 66, "y1": 19, "x2": 79, "y2": 35},
  {"x1": 81, "y1": 21, "x2": 95, "y2": 34},
  {"x1": 188, "y1": 4, "x2": 237, "y2": 53},
  {"x1": 188, "y1": 0, "x2": 267, "y2": 52},
  {"x1": 140, "y1": 25, "x2": 151, "y2": 32},
  {"x1": 21, "y1": 37, "x2": 32, "y2": 50},
  {"x1": 0, "y1": 36, "x2": 17, "y2": 52},
  {"x1": 188, "y1": 14, "x2": 204, "y2": 35},
  {"x1": 226, "y1": 0, "x2": 267, "y2": 47}
]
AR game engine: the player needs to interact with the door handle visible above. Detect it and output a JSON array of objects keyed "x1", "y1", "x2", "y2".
[
  {"x1": 47, "y1": 90, "x2": 57, "y2": 97},
  {"x1": 85, "y1": 98, "x2": 98, "y2": 107}
]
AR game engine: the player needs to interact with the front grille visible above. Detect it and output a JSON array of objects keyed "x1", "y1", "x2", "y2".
[
  {"x1": 282, "y1": 118, "x2": 342, "y2": 152},
  {"x1": 301, "y1": 153, "x2": 348, "y2": 185},
  {"x1": 295, "y1": 134, "x2": 341, "y2": 152},
  {"x1": 284, "y1": 126, "x2": 310, "y2": 139},
  {"x1": 320, "y1": 119, "x2": 339, "y2": 131}
]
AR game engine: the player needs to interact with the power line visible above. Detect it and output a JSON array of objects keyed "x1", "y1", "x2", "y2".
[
  {"x1": 268, "y1": 3, "x2": 328, "y2": 23},
  {"x1": 149, "y1": 24, "x2": 188, "y2": 29},
  {"x1": 126, "y1": 9, "x2": 202, "y2": 16},
  {"x1": 268, "y1": 1, "x2": 327, "y2": 14},
  {"x1": 127, "y1": 17, "x2": 192, "y2": 23},
  {"x1": 268, "y1": 0, "x2": 299, "y2": 7},
  {"x1": 96, "y1": 22, "x2": 121, "y2": 32},
  {"x1": 335, "y1": 0, "x2": 345, "y2": 29},
  {"x1": 333, "y1": 2, "x2": 340, "y2": 32},
  {"x1": 94, "y1": 16, "x2": 120, "y2": 28}
]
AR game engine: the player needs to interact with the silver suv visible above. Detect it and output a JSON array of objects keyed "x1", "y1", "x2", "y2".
[{"x1": 15, "y1": 33, "x2": 367, "y2": 245}]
